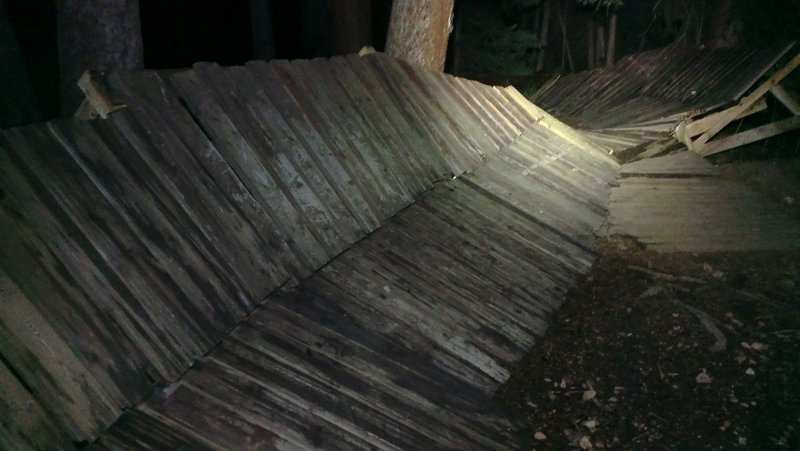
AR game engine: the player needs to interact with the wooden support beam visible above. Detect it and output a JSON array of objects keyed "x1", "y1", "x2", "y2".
[
  {"x1": 696, "y1": 115, "x2": 800, "y2": 157},
  {"x1": 676, "y1": 98, "x2": 768, "y2": 144},
  {"x1": 771, "y1": 83, "x2": 800, "y2": 115},
  {"x1": 692, "y1": 51, "x2": 800, "y2": 151}
]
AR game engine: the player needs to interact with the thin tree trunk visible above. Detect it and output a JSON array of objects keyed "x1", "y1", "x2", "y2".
[
  {"x1": 557, "y1": 3, "x2": 574, "y2": 73},
  {"x1": 596, "y1": 24, "x2": 605, "y2": 67},
  {"x1": 250, "y1": 0, "x2": 275, "y2": 60},
  {"x1": 536, "y1": 3, "x2": 551, "y2": 72},
  {"x1": 385, "y1": 0, "x2": 454, "y2": 71},
  {"x1": 331, "y1": 0, "x2": 372, "y2": 54},
  {"x1": 56, "y1": 0, "x2": 143, "y2": 114},
  {"x1": 606, "y1": 13, "x2": 617, "y2": 67},
  {"x1": 586, "y1": 18, "x2": 595, "y2": 69},
  {"x1": 0, "y1": 0, "x2": 41, "y2": 126},
  {"x1": 707, "y1": 0, "x2": 737, "y2": 48}
]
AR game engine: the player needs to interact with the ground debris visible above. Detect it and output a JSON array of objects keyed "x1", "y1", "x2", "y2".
[{"x1": 498, "y1": 237, "x2": 800, "y2": 450}]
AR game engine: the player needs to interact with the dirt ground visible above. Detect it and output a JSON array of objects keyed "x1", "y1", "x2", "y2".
[{"x1": 498, "y1": 236, "x2": 800, "y2": 450}]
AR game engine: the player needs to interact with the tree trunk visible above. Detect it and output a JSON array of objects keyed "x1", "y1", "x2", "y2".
[
  {"x1": 606, "y1": 13, "x2": 617, "y2": 67},
  {"x1": 56, "y1": 0, "x2": 143, "y2": 114},
  {"x1": 0, "y1": 0, "x2": 41, "y2": 127},
  {"x1": 596, "y1": 24, "x2": 605, "y2": 67},
  {"x1": 586, "y1": 18, "x2": 595, "y2": 69},
  {"x1": 331, "y1": 0, "x2": 372, "y2": 55},
  {"x1": 536, "y1": 4, "x2": 551, "y2": 72},
  {"x1": 250, "y1": 0, "x2": 275, "y2": 60},
  {"x1": 707, "y1": 0, "x2": 738, "y2": 48},
  {"x1": 385, "y1": 0, "x2": 454, "y2": 71}
]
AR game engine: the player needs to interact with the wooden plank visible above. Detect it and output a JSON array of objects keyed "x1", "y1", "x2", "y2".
[
  {"x1": 323, "y1": 57, "x2": 420, "y2": 205},
  {"x1": 330, "y1": 239, "x2": 526, "y2": 382},
  {"x1": 183, "y1": 358, "x2": 388, "y2": 450},
  {"x1": 678, "y1": 97, "x2": 767, "y2": 143},
  {"x1": 169, "y1": 68, "x2": 331, "y2": 270},
  {"x1": 234, "y1": 62, "x2": 373, "y2": 239},
  {"x1": 108, "y1": 70, "x2": 307, "y2": 282},
  {"x1": 289, "y1": 58, "x2": 410, "y2": 221},
  {"x1": 195, "y1": 63, "x2": 362, "y2": 255},
  {"x1": 392, "y1": 57, "x2": 489, "y2": 171},
  {"x1": 0, "y1": 129, "x2": 159, "y2": 403},
  {"x1": 0, "y1": 357, "x2": 74, "y2": 451},
  {"x1": 45, "y1": 121, "x2": 245, "y2": 338},
  {"x1": 260, "y1": 289, "x2": 503, "y2": 413},
  {"x1": 93, "y1": 409, "x2": 214, "y2": 451},
  {"x1": 101, "y1": 80, "x2": 292, "y2": 295},
  {"x1": 276, "y1": 59, "x2": 391, "y2": 223},
  {"x1": 218, "y1": 321, "x2": 518, "y2": 450},
  {"x1": 145, "y1": 383, "x2": 297, "y2": 450},
  {"x1": 770, "y1": 83, "x2": 800, "y2": 115},
  {"x1": 365, "y1": 55, "x2": 459, "y2": 177},
  {"x1": 356, "y1": 55, "x2": 452, "y2": 181},
  {"x1": 504, "y1": 85, "x2": 616, "y2": 161},
  {"x1": 693, "y1": 51, "x2": 800, "y2": 150},
  {"x1": 334, "y1": 56, "x2": 430, "y2": 194},
  {"x1": 698, "y1": 115, "x2": 800, "y2": 157}
]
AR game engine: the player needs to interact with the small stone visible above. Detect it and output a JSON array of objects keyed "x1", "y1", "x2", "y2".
[
  {"x1": 750, "y1": 342, "x2": 768, "y2": 352},
  {"x1": 583, "y1": 419, "x2": 598, "y2": 430},
  {"x1": 696, "y1": 371, "x2": 712, "y2": 384},
  {"x1": 579, "y1": 436, "x2": 593, "y2": 449},
  {"x1": 712, "y1": 270, "x2": 725, "y2": 279},
  {"x1": 534, "y1": 432, "x2": 547, "y2": 441},
  {"x1": 739, "y1": 437, "x2": 747, "y2": 446},
  {"x1": 745, "y1": 367, "x2": 756, "y2": 376},
  {"x1": 582, "y1": 390, "x2": 597, "y2": 401},
  {"x1": 784, "y1": 196, "x2": 794, "y2": 205},
  {"x1": 560, "y1": 379, "x2": 567, "y2": 389}
]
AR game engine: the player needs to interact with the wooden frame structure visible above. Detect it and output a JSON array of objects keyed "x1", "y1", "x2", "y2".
[{"x1": 676, "y1": 51, "x2": 800, "y2": 157}]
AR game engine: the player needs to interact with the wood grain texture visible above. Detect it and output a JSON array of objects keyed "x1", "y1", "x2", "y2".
[{"x1": 0, "y1": 53, "x2": 545, "y2": 445}]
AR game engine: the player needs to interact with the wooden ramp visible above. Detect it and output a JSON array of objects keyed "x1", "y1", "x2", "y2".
[
  {"x1": 533, "y1": 43, "x2": 796, "y2": 154},
  {"x1": 0, "y1": 53, "x2": 617, "y2": 450},
  {"x1": 605, "y1": 152, "x2": 800, "y2": 252}
]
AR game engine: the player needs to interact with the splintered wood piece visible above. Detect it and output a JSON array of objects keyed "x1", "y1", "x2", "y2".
[
  {"x1": 692, "y1": 51, "x2": 800, "y2": 151},
  {"x1": 770, "y1": 83, "x2": 800, "y2": 115},
  {"x1": 678, "y1": 97, "x2": 768, "y2": 144},
  {"x1": 697, "y1": 115, "x2": 800, "y2": 157}
]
